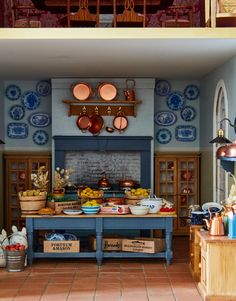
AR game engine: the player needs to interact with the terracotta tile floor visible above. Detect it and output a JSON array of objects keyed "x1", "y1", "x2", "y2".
[{"x1": 0, "y1": 237, "x2": 203, "y2": 301}]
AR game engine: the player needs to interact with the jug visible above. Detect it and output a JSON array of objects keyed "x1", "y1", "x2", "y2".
[
  {"x1": 228, "y1": 204, "x2": 236, "y2": 238},
  {"x1": 124, "y1": 79, "x2": 135, "y2": 101},
  {"x1": 204, "y1": 208, "x2": 225, "y2": 236}
]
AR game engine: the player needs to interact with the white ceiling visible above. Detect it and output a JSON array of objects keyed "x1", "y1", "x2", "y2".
[{"x1": 1, "y1": 28, "x2": 236, "y2": 80}]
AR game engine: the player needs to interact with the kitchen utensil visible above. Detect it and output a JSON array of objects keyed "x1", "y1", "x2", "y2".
[
  {"x1": 97, "y1": 82, "x2": 117, "y2": 101},
  {"x1": 76, "y1": 106, "x2": 91, "y2": 132},
  {"x1": 97, "y1": 172, "x2": 111, "y2": 190},
  {"x1": 203, "y1": 209, "x2": 225, "y2": 236},
  {"x1": 118, "y1": 179, "x2": 138, "y2": 190},
  {"x1": 105, "y1": 106, "x2": 115, "y2": 133},
  {"x1": 140, "y1": 195, "x2": 163, "y2": 213},
  {"x1": 72, "y1": 82, "x2": 93, "y2": 101},
  {"x1": 113, "y1": 109, "x2": 128, "y2": 132},
  {"x1": 129, "y1": 205, "x2": 149, "y2": 215},
  {"x1": 124, "y1": 79, "x2": 136, "y2": 101},
  {"x1": 88, "y1": 107, "x2": 104, "y2": 135}
]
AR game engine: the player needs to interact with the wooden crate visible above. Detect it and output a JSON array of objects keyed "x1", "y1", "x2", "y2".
[
  {"x1": 47, "y1": 200, "x2": 79, "y2": 214},
  {"x1": 122, "y1": 238, "x2": 166, "y2": 254},
  {"x1": 43, "y1": 241, "x2": 80, "y2": 253},
  {"x1": 88, "y1": 235, "x2": 122, "y2": 251}
]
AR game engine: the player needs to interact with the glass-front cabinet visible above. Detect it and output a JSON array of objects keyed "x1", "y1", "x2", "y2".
[{"x1": 155, "y1": 153, "x2": 200, "y2": 235}]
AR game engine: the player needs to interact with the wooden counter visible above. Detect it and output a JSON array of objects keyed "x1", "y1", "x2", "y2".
[
  {"x1": 197, "y1": 231, "x2": 236, "y2": 301},
  {"x1": 25, "y1": 213, "x2": 176, "y2": 266}
]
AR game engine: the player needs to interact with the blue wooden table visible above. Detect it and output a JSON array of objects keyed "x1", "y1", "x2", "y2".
[{"x1": 25, "y1": 214, "x2": 176, "y2": 266}]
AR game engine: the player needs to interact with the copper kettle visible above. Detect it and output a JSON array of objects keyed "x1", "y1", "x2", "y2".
[
  {"x1": 97, "y1": 172, "x2": 111, "y2": 189},
  {"x1": 204, "y1": 209, "x2": 224, "y2": 236}
]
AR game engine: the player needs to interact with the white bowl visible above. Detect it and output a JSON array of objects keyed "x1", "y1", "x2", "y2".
[
  {"x1": 129, "y1": 205, "x2": 149, "y2": 215},
  {"x1": 140, "y1": 198, "x2": 162, "y2": 213}
]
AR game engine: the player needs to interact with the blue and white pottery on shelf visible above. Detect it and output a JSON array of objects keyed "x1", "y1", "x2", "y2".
[
  {"x1": 156, "y1": 129, "x2": 172, "y2": 144},
  {"x1": 175, "y1": 125, "x2": 196, "y2": 142},
  {"x1": 32, "y1": 130, "x2": 49, "y2": 145},
  {"x1": 180, "y1": 106, "x2": 196, "y2": 122},
  {"x1": 155, "y1": 80, "x2": 171, "y2": 96},
  {"x1": 36, "y1": 80, "x2": 51, "y2": 96},
  {"x1": 166, "y1": 91, "x2": 185, "y2": 111},
  {"x1": 154, "y1": 111, "x2": 177, "y2": 126},
  {"x1": 28, "y1": 112, "x2": 51, "y2": 128},
  {"x1": 184, "y1": 84, "x2": 200, "y2": 100},
  {"x1": 5, "y1": 85, "x2": 21, "y2": 101},
  {"x1": 9, "y1": 105, "x2": 25, "y2": 121},
  {"x1": 21, "y1": 91, "x2": 40, "y2": 110},
  {"x1": 7, "y1": 122, "x2": 28, "y2": 139}
]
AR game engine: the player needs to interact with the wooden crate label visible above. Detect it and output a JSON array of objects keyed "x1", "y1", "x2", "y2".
[
  {"x1": 89, "y1": 235, "x2": 122, "y2": 251},
  {"x1": 47, "y1": 201, "x2": 79, "y2": 214},
  {"x1": 122, "y1": 238, "x2": 166, "y2": 254},
  {"x1": 44, "y1": 241, "x2": 80, "y2": 253}
]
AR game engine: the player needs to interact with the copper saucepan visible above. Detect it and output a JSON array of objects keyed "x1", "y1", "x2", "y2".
[
  {"x1": 97, "y1": 83, "x2": 117, "y2": 101},
  {"x1": 88, "y1": 107, "x2": 104, "y2": 136},
  {"x1": 72, "y1": 82, "x2": 93, "y2": 101},
  {"x1": 76, "y1": 107, "x2": 91, "y2": 132},
  {"x1": 113, "y1": 109, "x2": 128, "y2": 132}
]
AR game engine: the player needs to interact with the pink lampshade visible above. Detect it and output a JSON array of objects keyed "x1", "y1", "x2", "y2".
[{"x1": 224, "y1": 141, "x2": 236, "y2": 158}]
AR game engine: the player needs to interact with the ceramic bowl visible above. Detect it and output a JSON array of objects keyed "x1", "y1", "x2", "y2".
[
  {"x1": 140, "y1": 199, "x2": 162, "y2": 213},
  {"x1": 81, "y1": 206, "x2": 100, "y2": 215},
  {"x1": 129, "y1": 205, "x2": 149, "y2": 215}
]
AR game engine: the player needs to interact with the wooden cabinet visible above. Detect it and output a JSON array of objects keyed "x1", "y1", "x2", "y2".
[
  {"x1": 189, "y1": 225, "x2": 202, "y2": 281},
  {"x1": 4, "y1": 152, "x2": 51, "y2": 233},
  {"x1": 155, "y1": 153, "x2": 200, "y2": 235},
  {"x1": 197, "y1": 231, "x2": 236, "y2": 301}
]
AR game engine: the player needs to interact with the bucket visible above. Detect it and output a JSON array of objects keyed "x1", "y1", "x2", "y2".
[{"x1": 5, "y1": 250, "x2": 25, "y2": 272}]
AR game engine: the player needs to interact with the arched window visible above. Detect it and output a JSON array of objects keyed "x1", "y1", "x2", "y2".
[{"x1": 213, "y1": 80, "x2": 229, "y2": 203}]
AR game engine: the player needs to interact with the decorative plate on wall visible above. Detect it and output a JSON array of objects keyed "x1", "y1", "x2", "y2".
[
  {"x1": 7, "y1": 122, "x2": 28, "y2": 139},
  {"x1": 184, "y1": 84, "x2": 200, "y2": 100},
  {"x1": 33, "y1": 130, "x2": 49, "y2": 145},
  {"x1": 156, "y1": 128, "x2": 172, "y2": 144},
  {"x1": 9, "y1": 105, "x2": 25, "y2": 121},
  {"x1": 28, "y1": 112, "x2": 51, "y2": 127},
  {"x1": 155, "y1": 80, "x2": 171, "y2": 96},
  {"x1": 22, "y1": 91, "x2": 40, "y2": 110},
  {"x1": 5, "y1": 85, "x2": 21, "y2": 101},
  {"x1": 36, "y1": 80, "x2": 51, "y2": 96},
  {"x1": 166, "y1": 91, "x2": 185, "y2": 110},
  {"x1": 154, "y1": 111, "x2": 177, "y2": 126},
  {"x1": 180, "y1": 106, "x2": 196, "y2": 122},
  {"x1": 175, "y1": 125, "x2": 196, "y2": 142}
]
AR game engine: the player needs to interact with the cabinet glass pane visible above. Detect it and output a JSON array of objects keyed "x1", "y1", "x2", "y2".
[
  {"x1": 11, "y1": 184, "x2": 17, "y2": 194},
  {"x1": 31, "y1": 162, "x2": 39, "y2": 170},
  {"x1": 11, "y1": 196, "x2": 18, "y2": 206},
  {"x1": 10, "y1": 172, "x2": 17, "y2": 182},
  {"x1": 18, "y1": 162, "x2": 26, "y2": 169}
]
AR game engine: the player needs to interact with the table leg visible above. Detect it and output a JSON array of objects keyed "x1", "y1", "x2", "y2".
[
  {"x1": 165, "y1": 230, "x2": 173, "y2": 265},
  {"x1": 96, "y1": 218, "x2": 103, "y2": 266},
  {"x1": 26, "y1": 218, "x2": 33, "y2": 266}
]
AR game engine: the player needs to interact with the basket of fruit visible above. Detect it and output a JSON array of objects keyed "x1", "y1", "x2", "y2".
[
  {"x1": 19, "y1": 190, "x2": 47, "y2": 214},
  {"x1": 78, "y1": 187, "x2": 103, "y2": 199},
  {"x1": 124, "y1": 188, "x2": 150, "y2": 200}
]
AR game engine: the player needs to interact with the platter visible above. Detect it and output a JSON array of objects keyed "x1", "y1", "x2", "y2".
[
  {"x1": 175, "y1": 125, "x2": 196, "y2": 142},
  {"x1": 155, "y1": 80, "x2": 171, "y2": 96},
  {"x1": 21, "y1": 91, "x2": 40, "y2": 110},
  {"x1": 33, "y1": 130, "x2": 49, "y2": 145},
  {"x1": 63, "y1": 209, "x2": 82, "y2": 215},
  {"x1": 7, "y1": 122, "x2": 28, "y2": 139},
  {"x1": 202, "y1": 202, "x2": 223, "y2": 212},
  {"x1": 5, "y1": 84, "x2": 21, "y2": 101},
  {"x1": 45, "y1": 233, "x2": 65, "y2": 241},
  {"x1": 156, "y1": 128, "x2": 172, "y2": 144},
  {"x1": 154, "y1": 111, "x2": 177, "y2": 126},
  {"x1": 166, "y1": 91, "x2": 185, "y2": 110},
  {"x1": 36, "y1": 80, "x2": 51, "y2": 96},
  {"x1": 184, "y1": 84, "x2": 200, "y2": 100},
  {"x1": 28, "y1": 112, "x2": 51, "y2": 127},
  {"x1": 180, "y1": 106, "x2": 196, "y2": 121},
  {"x1": 9, "y1": 105, "x2": 25, "y2": 120}
]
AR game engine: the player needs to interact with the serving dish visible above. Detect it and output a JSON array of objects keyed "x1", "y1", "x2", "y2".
[
  {"x1": 9, "y1": 105, "x2": 25, "y2": 120},
  {"x1": 97, "y1": 83, "x2": 117, "y2": 101},
  {"x1": 166, "y1": 91, "x2": 185, "y2": 111},
  {"x1": 175, "y1": 125, "x2": 196, "y2": 142},
  {"x1": 154, "y1": 111, "x2": 177, "y2": 126},
  {"x1": 63, "y1": 233, "x2": 78, "y2": 240},
  {"x1": 73, "y1": 82, "x2": 92, "y2": 101},
  {"x1": 45, "y1": 232, "x2": 65, "y2": 241},
  {"x1": 21, "y1": 91, "x2": 40, "y2": 110},
  {"x1": 184, "y1": 84, "x2": 200, "y2": 100},
  {"x1": 33, "y1": 130, "x2": 49, "y2": 145},
  {"x1": 129, "y1": 205, "x2": 149, "y2": 215},
  {"x1": 5, "y1": 84, "x2": 21, "y2": 100},
  {"x1": 180, "y1": 106, "x2": 196, "y2": 121},
  {"x1": 63, "y1": 209, "x2": 82, "y2": 215},
  {"x1": 202, "y1": 202, "x2": 223, "y2": 212},
  {"x1": 154, "y1": 80, "x2": 171, "y2": 96},
  {"x1": 156, "y1": 128, "x2": 172, "y2": 144},
  {"x1": 28, "y1": 112, "x2": 51, "y2": 127},
  {"x1": 7, "y1": 122, "x2": 28, "y2": 139},
  {"x1": 36, "y1": 80, "x2": 51, "y2": 96}
]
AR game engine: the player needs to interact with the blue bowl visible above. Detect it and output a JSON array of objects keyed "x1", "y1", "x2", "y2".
[{"x1": 81, "y1": 206, "x2": 100, "y2": 215}]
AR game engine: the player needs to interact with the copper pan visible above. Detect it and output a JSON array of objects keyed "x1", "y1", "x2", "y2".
[
  {"x1": 97, "y1": 82, "x2": 117, "y2": 101},
  {"x1": 76, "y1": 107, "x2": 91, "y2": 132},
  {"x1": 72, "y1": 82, "x2": 92, "y2": 101},
  {"x1": 113, "y1": 110, "x2": 128, "y2": 132},
  {"x1": 88, "y1": 107, "x2": 104, "y2": 136}
]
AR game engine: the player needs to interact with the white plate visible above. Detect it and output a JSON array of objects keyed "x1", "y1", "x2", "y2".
[
  {"x1": 63, "y1": 209, "x2": 82, "y2": 215},
  {"x1": 202, "y1": 202, "x2": 223, "y2": 212}
]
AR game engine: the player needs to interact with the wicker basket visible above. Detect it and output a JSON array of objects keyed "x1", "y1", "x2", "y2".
[
  {"x1": 5, "y1": 250, "x2": 25, "y2": 272},
  {"x1": 19, "y1": 192, "x2": 47, "y2": 214}
]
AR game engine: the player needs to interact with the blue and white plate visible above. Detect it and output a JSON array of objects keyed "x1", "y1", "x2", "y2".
[
  {"x1": 5, "y1": 85, "x2": 21, "y2": 101},
  {"x1": 155, "y1": 80, "x2": 171, "y2": 96},
  {"x1": 154, "y1": 111, "x2": 177, "y2": 126},
  {"x1": 166, "y1": 91, "x2": 185, "y2": 111},
  {"x1": 9, "y1": 105, "x2": 25, "y2": 121},
  {"x1": 184, "y1": 85, "x2": 200, "y2": 100},
  {"x1": 7, "y1": 122, "x2": 28, "y2": 139},
  {"x1": 63, "y1": 233, "x2": 78, "y2": 240},
  {"x1": 156, "y1": 129, "x2": 172, "y2": 144},
  {"x1": 45, "y1": 232, "x2": 65, "y2": 241},
  {"x1": 175, "y1": 125, "x2": 196, "y2": 142},
  {"x1": 22, "y1": 91, "x2": 40, "y2": 110},
  {"x1": 28, "y1": 112, "x2": 51, "y2": 128},
  {"x1": 180, "y1": 106, "x2": 196, "y2": 122},
  {"x1": 33, "y1": 130, "x2": 49, "y2": 145},
  {"x1": 36, "y1": 80, "x2": 51, "y2": 96}
]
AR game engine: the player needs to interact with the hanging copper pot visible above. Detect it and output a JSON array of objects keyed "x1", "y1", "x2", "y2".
[
  {"x1": 88, "y1": 107, "x2": 104, "y2": 135},
  {"x1": 113, "y1": 110, "x2": 128, "y2": 133},
  {"x1": 97, "y1": 83, "x2": 117, "y2": 101},
  {"x1": 76, "y1": 107, "x2": 91, "y2": 132},
  {"x1": 72, "y1": 82, "x2": 92, "y2": 101}
]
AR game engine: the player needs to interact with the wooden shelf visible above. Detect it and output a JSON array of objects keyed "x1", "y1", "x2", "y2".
[{"x1": 63, "y1": 99, "x2": 142, "y2": 117}]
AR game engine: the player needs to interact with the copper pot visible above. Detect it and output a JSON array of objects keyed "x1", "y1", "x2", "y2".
[
  {"x1": 124, "y1": 79, "x2": 136, "y2": 101},
  {"x1": 72, "y1": 82, "x2": 92, "y2": 101},
  {"x1": 224, "y1": 141, "x2": 236, "y2": 158},
  {"x1": 97, "y1": 172, "x2": 111, "y2": 189},
  {"x1": 97, "y1": 83, "x2": 117, "y2": 101},
  {"x1": 113, "y1": 110, "x2": 128, "y2": 132},
  {"x1": 118, "y1": 179, "x2": 137, "y2": 189}
]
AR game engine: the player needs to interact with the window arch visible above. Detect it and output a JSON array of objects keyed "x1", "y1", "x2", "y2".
[{"x1": 213, "y1": 80, "x2": 229, "y2": 203}]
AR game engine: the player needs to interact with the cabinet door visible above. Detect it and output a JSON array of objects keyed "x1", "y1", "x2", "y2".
[{"x1": 28, "y1": 157, "x2": 51, "y2": 191}]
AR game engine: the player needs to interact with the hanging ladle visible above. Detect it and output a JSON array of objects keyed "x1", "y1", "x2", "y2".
[{"x1": 105, "y1": 106, "x2": 115, "y2": 133}]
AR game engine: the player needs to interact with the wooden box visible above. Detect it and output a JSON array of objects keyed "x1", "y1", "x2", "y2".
[
  {"x1": 88, "y1": 235, "x2": 122, "y2": 251},
  {"x1": 43, "y1": 241, "x2": 80, "y2": 253},
  {"x1": 122, "y1": 238, "x2": 166, "y2": 254},
  {"x1": 47, "y1": 200, "x2": 79, "y2": 214}
]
